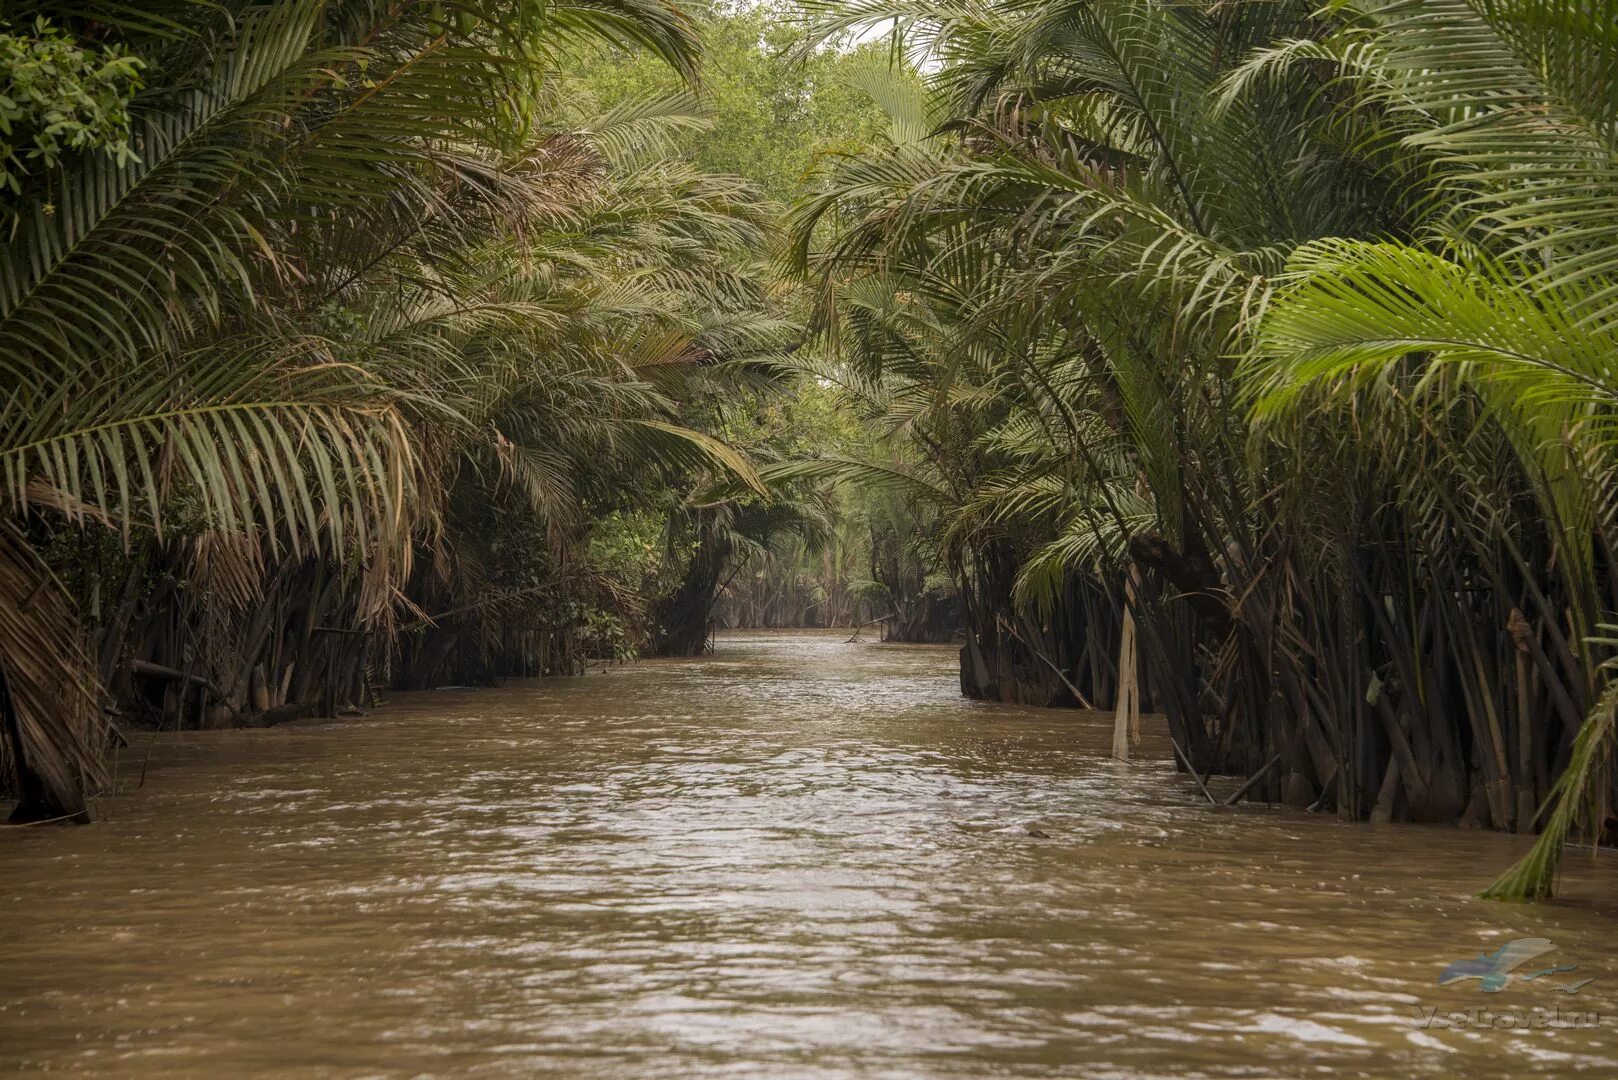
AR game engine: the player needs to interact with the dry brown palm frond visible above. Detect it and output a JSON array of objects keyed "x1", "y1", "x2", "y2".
[{"x1": 0, "y1": 520, "x2": 107, "y2": 822}]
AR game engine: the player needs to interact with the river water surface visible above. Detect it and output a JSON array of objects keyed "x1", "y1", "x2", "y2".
[{"x1": 5, "y1": 630, "x2": 1618, "y2": 1077}]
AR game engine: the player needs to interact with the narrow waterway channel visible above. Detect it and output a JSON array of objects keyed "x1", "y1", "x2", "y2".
[{"x1": 5, "y1": 631, "x2": 1618, "y2": 1076}]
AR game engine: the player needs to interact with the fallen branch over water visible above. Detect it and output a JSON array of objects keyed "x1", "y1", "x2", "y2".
[
  {"x1": 1168, "y1": 736, "x2": 1218, "y2": 804},
  {"x1": 1223, "y1": 754, "x2": 1282, "y2": 807},
  {"x1": 130, "y1": 661, "x2": 220, "y2": 696}
]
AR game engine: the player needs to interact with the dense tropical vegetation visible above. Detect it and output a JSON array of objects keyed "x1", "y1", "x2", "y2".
[
  {"x1": 3, "y1": 0, "x2": 1617, "y2": 901},
  {"x1": 0, "y1": 0, "x2": 814, "y2": 824},
  {"x1": 782, "y1": 0, "x2": 1618, "y2": 899}
]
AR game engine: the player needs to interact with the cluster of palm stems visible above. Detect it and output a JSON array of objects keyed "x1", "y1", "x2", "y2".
[
  {"x1": 0, "y1": 1, "x2": 790, "y2": 822},
  {"x1": 785, "y1": 0, "x2": 1618, "y2": 897}
]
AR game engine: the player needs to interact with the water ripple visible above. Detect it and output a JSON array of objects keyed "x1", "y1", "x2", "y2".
[{"x1": 4, "y1": 630, "x2": 1618, "y2": 1077}]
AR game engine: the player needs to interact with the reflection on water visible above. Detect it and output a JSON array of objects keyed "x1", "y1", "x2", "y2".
[{"x1": 4, "y1": 630, "x2": 1617, "y2": 1076}]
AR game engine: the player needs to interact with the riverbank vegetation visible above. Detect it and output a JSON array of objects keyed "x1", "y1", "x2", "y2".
[
  {"x1": 0, "y1": 0, "x2": 815, "y2": 822},
  {"x1": 782, "y1": 0, "x2": 1618, "y2": 899},
  {"x1": 3, "y1": 0, "x2": 1616, "y2": 900}
]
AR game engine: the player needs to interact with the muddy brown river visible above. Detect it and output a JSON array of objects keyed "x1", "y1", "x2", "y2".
[{"x1": 4, "y1": 631, "x2": 1618, "y2": 1076}]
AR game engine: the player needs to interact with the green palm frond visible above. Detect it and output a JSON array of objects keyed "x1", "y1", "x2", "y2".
[
  {"x1": 2, "y1": 357, "x2": 419, "y2": 557},
  {"x1": 1248, "y1": 238, "x2": 1618, "y2": 417},
  {"x1": 755, "y1": 455, "x2": 951, "y2": 502},
  {"x1": 1327, "y1": 0, "x2": 1618, "y2": 317},
  {"x1": 1485, "y1": 623, "x2": 1618, "y2": 900}
]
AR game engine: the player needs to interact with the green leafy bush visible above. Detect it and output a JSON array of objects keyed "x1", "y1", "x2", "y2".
[{"x1": 0, "y1": 19, "x2": 143, "y2": 200}]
